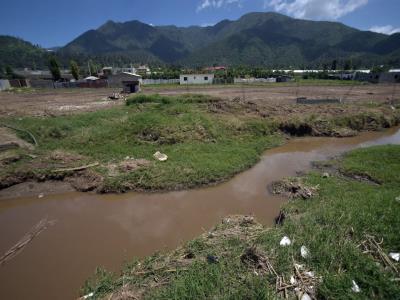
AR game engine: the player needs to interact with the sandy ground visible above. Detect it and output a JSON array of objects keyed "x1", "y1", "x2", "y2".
[{"x1": 0, "y1": 84, "x2": 398, "y2": 116}]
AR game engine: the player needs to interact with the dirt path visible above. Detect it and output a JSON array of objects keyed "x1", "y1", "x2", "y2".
[{"x1": 0, "y1": 84, "x2": 398, "y2": 117}]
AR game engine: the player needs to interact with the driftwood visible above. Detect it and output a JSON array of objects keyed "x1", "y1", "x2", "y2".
[
  {"x1": 0, "y1": 217, "x2": 56, "y2": 266},
  {"x1": 52, "y1": 162, "x2": 99, "y2": 173},
  {"x1": 359, "y1": 234, "x2": 399, "y2": 274}
]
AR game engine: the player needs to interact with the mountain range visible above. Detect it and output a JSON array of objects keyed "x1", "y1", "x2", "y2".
[{"x1": 1, "y1": 12, "x2": 400, "y2": 69}]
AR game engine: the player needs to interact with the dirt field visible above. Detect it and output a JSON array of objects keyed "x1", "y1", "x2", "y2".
[{"x1": 0, "y1": 84, "x2": 398, "y2": 116}]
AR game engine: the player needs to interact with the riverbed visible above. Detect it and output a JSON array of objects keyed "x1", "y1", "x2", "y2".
[{"x1": 0, "y1": 127, "x2": 399, "y2": 300}]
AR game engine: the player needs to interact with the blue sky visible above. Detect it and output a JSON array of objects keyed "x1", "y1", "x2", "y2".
[{"x1": 1, "y1": 0, "x2": 399, "y2": 48}]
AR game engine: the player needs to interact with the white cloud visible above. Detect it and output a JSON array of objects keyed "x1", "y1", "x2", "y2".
[
  {"x1": 369, "y1": 25, "x2": 400, "y2": 35},
  {"x1": 197, "y1": 0, "x2": 242, "y2": 12},
  {"x1": 265, "y1": 0, "x2": 368, "y2": 20}
]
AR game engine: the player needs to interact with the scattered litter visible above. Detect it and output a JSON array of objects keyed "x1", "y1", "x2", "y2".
[
  {"x1": 359, "y1": 234, "x2": 399, "y2": 274},
  {"x1": 351, "y1": 280, "x2": 361, "y2": 293},
  {"x1": 304, "y1": 271, "x2": 315, "y2": 278},
  {"x1": 390, "y1": 105, "x2": 396, "y2": 111},
  {"x1": 153, "y1": 151, "x2": 168, "y2": 162},
  {"x1": 277, "y1": 262, "x2": 322, "y2": 299},
  {"x1": 207, "y1": 255, "x2": 219, "y2": 264},
  {"x1": 389, "y1": 252, "x2": 400, "y2": 262},
  {"x1": 280, "y1": 236, "x2": 291, "y2": 246},
  {"x1": 223, "y1": 217, "x2": 231, "y2": 224},
  {"x1": 108, "y1": 93, "x2": 124, "y2": 100},
  {"x1": 322, "y1": 172, "x2": 330, "y2": 178},
  {"x1": 83, "y1": 292, "x2": 94, "y2": 299},
  {"x1": 301, "y1": 245, "x2": 310, "y2": 258},
  {"x1": 38, "y1": 193, "x2": 44, "y2": 199},
  {"x1": 294, "y1": 263, "x2": 304, "y2": 270},
  {"x1": 301, "y1": 293, "x2": 312, "y2": 300}
]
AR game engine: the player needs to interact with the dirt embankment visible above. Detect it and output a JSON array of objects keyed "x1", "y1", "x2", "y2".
[
  {"x1": 208, "y1": 96, "x2": 400, "y2": 137},
  {"x1": 0, "y1": 86, "x2": 399, "y2": 196}
]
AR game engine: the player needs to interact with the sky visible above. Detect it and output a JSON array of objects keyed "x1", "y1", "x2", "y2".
[{"x1": 0, "y1": 0, "x2": 399, "y2": 48}]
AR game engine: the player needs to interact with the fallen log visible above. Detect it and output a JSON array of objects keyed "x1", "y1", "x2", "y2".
[
  {"x1": 52, "y1": 162, "x2": 99, "y2": 173},
  {"x1": 0, "y1": 217, "x2": 56, "y2": 266}
]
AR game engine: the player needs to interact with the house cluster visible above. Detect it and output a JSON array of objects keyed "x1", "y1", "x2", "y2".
[
  {"x1": 1, "y1": 65, "x2": 399, "y2": 92},
  {"x1": 0, "y1": 66, "x2": 148, "y2": 92}
]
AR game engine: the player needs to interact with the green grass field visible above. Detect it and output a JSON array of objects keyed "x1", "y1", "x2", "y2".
[
  {"x1": 82, "y1": 145, "x2": 400, "y2": 299},
  {"x1": 0, "y1": 94, "x2": 281, "y2": 192}
]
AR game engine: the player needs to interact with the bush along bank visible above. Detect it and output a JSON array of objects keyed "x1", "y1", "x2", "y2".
[
  {"x1": 81, "y1": 145, "x2": 400, "y2": 299},
  {"x1": 0, "y1": 94, "x2": 399, "y2": 194}
]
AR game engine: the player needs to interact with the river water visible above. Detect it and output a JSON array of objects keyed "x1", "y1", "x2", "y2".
[{"x1": 0, "y1": 127, "x2": 399, "y2": 300}]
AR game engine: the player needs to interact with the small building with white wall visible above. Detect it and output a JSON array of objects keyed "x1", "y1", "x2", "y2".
[{"x1": 180, "y1": 74, "x2": 214, "y2": 85}]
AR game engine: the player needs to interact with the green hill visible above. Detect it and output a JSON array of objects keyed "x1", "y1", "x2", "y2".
[
  {"x1": 0, "y1": 36, "x2": 49, "y2": 69},
  {"x1": 2, "y1": 12, "x2": 400, "y2": 68},
  {"x1": 59, "y1": 12, "x2": 400, "y2": 67}
]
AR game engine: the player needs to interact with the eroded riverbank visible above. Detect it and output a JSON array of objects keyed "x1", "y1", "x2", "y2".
[{"x1": 0, "y1": 127, "x2": 399, "y2": 299}]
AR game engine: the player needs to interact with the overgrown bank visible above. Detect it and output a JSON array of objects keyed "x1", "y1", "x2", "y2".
[
  {"x1": 0, "y1": 93, "x2": 399, "y2": 194},
  {"x1": 82, "y1": 145, "x2": 400, "y2": 299}
]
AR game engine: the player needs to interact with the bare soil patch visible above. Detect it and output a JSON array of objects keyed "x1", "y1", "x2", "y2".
[{"x1": 0, "y1": 84, "x2": 398, "y2": 117}]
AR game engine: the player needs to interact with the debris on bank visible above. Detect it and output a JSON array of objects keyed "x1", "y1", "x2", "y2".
[
  {"x1": 153, "y1": 151, "x2": 168, "y2": 162},
  {"x1": 351, "y1": 280, "x2": 361, "y2": 293},
  {"x1": 106, "y1": 158, "x2": 151, "y2": 177},
  {"x1": 271, "y1": 177, "x2": 319, "y2": 199},
  {"x1": 358, "y1": 234, "x2": 399, "y2": 274},
  {"x1": 280, "y1": 236, "x2": 291, "y2": 246}
]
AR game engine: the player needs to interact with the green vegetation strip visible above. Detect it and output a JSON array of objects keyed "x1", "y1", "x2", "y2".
[
  {"x1": 82, "y1": 145, "x2": 400, "y2": 299},
  {"x1": 0, "y1": 94, "x2": 281, "y2": 192}
]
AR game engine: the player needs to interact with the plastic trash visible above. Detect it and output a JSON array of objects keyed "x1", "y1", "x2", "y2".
[
  {"x1": 322, "y1": 172, "x2": 330, "y2": 178},
  {"x1": 290, "y1": 276, "x2": 297, "y2": 285},
  {"x1": 83, "y1": 292, "x2": 94, "y2": 299},
  {"x1": 38, "y1": 193, "x2": 44, "y2": 199},
  {"x1": 304, "y1": 271, "x2": 315, "y2": 278},
  {"x1": 207, "y1": 254, "x2": 219, "y2": 264},
  {"x1": 280, "y1": 236, "x2": 291, "y2": 246},
  {"x1": 351, "y1": 280, "x2": 361, "y2": 293},
  {"x1": 301, "y1": 293, "x2": 312, "y2": 300},
  {"x1": 294, "y1": 263, "x2": 304, "y2": 270},
  {"x1": 301, "y1": 245, "x2": 310, "y2": 258},
  {"x1": 153, "y1": 151, "x2": 168, "y2": 162},
  {"x1": 389, "y1": 252, "x2": 400, "y2": 262}
]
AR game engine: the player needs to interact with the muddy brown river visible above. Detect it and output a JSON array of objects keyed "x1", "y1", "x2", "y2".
[{"x1": 0, "y1": 127, "x2": 399, "y2": 300}]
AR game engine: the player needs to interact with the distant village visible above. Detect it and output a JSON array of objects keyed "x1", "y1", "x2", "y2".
[{"x1": 1, "y1": 63, "x2": 399, "y2": 92}]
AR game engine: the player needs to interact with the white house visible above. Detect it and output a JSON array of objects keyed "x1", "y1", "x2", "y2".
[{"x1": 180, "y1": 74, "x2": 214, "y2": 85}]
